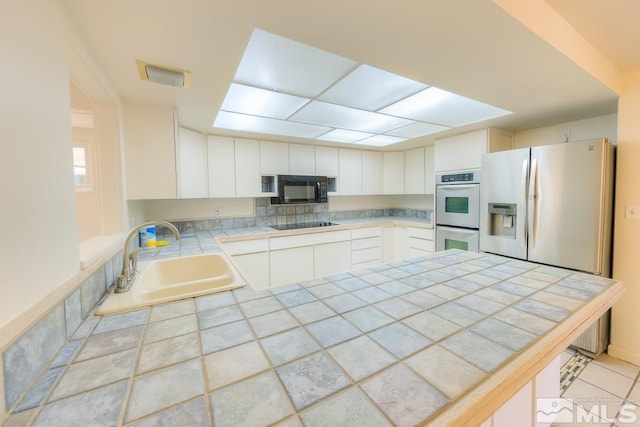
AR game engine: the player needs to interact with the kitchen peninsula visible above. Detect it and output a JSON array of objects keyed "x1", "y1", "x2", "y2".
[{"x1": 6, "y1": 227, "x2": 623, "y2": 426}]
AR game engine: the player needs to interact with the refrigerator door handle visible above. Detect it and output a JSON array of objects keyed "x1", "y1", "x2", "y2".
[
  {"x1": 528, "y1": 158, "x2": 538, "y2": 248},
  {"x1": 521, "y1": 158, "x2": 529, "y2": 255}
]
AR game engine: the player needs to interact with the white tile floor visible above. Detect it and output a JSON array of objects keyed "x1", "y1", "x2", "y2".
[{"x1": 559, "y1": 350, "x2": 640, "y2": 426}]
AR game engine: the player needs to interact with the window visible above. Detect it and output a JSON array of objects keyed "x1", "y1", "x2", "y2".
[{"x1": 73, "y1": 143, "x2": 93, "y2": 190}]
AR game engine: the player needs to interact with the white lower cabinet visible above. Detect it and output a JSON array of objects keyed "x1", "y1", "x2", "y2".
[
  {"x1": 232, "y1": 253, "x2": 269, "y2": 290},
  {"x1": 223, "y1": 238, "x2": 269, "y2": 290},
  {"x1": 406, "y1": 227, "x2": 434, "y2": 257},
  {"x1": 221, "y1": 225, "x2": 433, "y2": 288},
  {"x1": 482, "y1": 355, "x2": 560, "y2": 427},
  {"x1": 314, "y1": 241, "x2": 351, "y2": 277},
  {"x1": 270, "y1": 246, "x2": 314, "y2": 287},
  {"x1": 351, "y1": 227, "x2": 384, "y2": 269}
]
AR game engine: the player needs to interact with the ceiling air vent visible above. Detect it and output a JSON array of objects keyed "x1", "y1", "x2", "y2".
[{"x1": 136, "y1": 60, "x2": 191, "y2": 88}]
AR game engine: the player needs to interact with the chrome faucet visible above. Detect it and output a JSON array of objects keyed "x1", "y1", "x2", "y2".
[{"x1": 115, "y1": 220, "x2": 181, "y2": 293}]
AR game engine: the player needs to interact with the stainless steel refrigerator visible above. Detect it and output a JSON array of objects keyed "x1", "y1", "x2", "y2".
[{"x1": 480, "y1": 138, "x2": 615, "y2": 356}]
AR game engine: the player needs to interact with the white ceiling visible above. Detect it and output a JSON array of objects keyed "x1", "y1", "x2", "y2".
[{"x1": 62, "y1": 0, "x2": 629, "y2": 149}]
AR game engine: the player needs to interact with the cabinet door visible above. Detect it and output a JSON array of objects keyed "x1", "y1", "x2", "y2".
[
  {"x1": 424, "y1": 145, "x2": 435, "y2": 194},
  {"x1": 270, "y1": 246, "x2": 314, "y2": 287},
  {"x1": 362, "y1": 151, "x2": 383, "y2": 195},
  {"x1": 316, "y1": 146, "x2": 339, "y2": 177},
  {"x1": 404, "y1": 147, "x2": 425, "y2": 194},
  {"x1": 339, "y1": 148, "x2": 362, "y2": 195},
  {"x1": 434, "y1": 129, "x2": 487, "y2": 172},
  {"x1": 383, "y1": 152, "x2": 404, "y2": 194},
  {"x1": 394, "y1": 226, "x2": 407, "y2": 261},
  {"x1": 260, "y1": 141, "x2": 289, "y2": 174},
  {"x1": 235, "y1": 138, "x2": 261, "y2": 197},
  {"x1": 123, "y1": 104, "x2": 177, "y2": 199},
  {"x1": 207, "y1": 135, "x2": 236, "y2": 197},
  {"x1": 232, "y1": 252, "x2": 270, "y2": 290},
  {"x1": 289, "y1": 144, "x2": 315, "y2": 175},
  {"x1": 314, "y1": 241, "x2": 351, "y2": 278},
  {"x1": 178, "y1": 127, "x2": 208, "y2": 198}
]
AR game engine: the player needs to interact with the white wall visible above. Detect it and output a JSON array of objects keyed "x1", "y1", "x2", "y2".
[
  {"x1": 0, "y1": 2, "x2": 81, "y2": 330},
  {"x1": 514, "y1": 114, "x2": 617, "y2": 148},
  {"x1": 129, "y1": 198, "x2": 255, "y2": 222},
  {"x1": 608, "y1": 70, "x2": 640, "y2": 365}
]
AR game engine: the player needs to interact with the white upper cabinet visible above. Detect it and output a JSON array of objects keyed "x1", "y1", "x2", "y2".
[
  {"x1": 315, "y1": 146, "x2": 339, "y2": 177},
  {"x1": 434, "y1": 128, "x2": 513, "y2": 172},
  {"x1": 123, "y1": 104, "x2": 177, "y2": 199},
  {"x1": 424, "y1": 144, "x2": 435, "y2": 194},
  {"x1": 177, "y1": 127, "x2": 208, "y2": 198},
  {"x1": 362, "y1": 151, "x2": 383, "y2": 195},
  {"x1": 383, "y1": 152, "x2": 404, "y2": 194},
  {"x1": 289, "y1": 144, "x2": 315, "y2": 175},
  {"x1": 404, "y1": 147, "x2": 425, "y2": 195},
  {"x1": 234, "y1": 138, "x2": 261, "y2": 197},
  {"x1": 207, "y1": 135, "x2": 236, "y2": 197},
  {"x1": 260, "y1": 141, "x2": 289, "y2": 175},
  {"x1": 339, "y1": 148, "x2": 362, "y2": 195}
]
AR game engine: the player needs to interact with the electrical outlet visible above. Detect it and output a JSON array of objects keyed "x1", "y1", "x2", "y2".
[
  {"x1": 215, "y1": 209, "x2": 221, "y2": 217},
  {"x1": 625, "y1": 205, "x2": 640, "y2": 220},
  {"x1": 561, "y1": 129, "x2": 571, "y2": 143}
]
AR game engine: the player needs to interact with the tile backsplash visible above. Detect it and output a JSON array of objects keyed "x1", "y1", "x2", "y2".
[
  {"x1": 1, "y1": 251, "x2": 122, "y2": 418},
  {"x1": 171, "y1": 198, "x2": 430, "y2": 235}
]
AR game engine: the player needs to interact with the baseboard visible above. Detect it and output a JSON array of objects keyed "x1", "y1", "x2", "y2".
[{"x1": 607, "y1": 344, "x2": 640, "y2": 366}]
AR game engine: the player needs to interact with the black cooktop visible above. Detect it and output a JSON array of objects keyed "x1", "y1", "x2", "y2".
[{"x1": 271, "y1": 222, "x2": 336, "y2": 231}]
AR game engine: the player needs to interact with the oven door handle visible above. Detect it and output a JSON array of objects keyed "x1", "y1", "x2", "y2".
[{"x1": 437, "y1": 184, "x2": 478, "y2": 191}]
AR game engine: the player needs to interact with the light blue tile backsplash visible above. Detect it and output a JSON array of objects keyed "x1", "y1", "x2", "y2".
[
  {"x1": 1, "y1": 249, "x2": 122, "y2": 415},
  {"x1": 3, "y1": 305, "x2": 66, "y2": 409},
  {"x1": 167, "y1": 198, "x2": 430, "y2": 233},
  {"x1": 64, "y1": 289, "x2": 81, "y2": 339}
]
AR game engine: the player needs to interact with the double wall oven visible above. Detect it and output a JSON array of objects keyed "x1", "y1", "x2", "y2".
[{"x1": 435, "y1": 170, "x2": 481, "y2": 252}]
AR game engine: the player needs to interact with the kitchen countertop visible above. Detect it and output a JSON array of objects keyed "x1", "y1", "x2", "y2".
[
  {"x1": 7, "y1": 246, "x2": 622, "y2": 426},
  {"x1": 136, "y1": 216, "x2": 433, "y2": 264}
]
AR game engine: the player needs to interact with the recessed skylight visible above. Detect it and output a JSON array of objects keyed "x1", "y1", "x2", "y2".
[
  {"x1": 213, "y1": 28, "x2": 512, "y2": 147},
  {"x1": 380, "y1": 87, "x2": 511, "y2": 127},
  {"x1": 318, "y1": 64, "x2": 428, "y2": 111},
  {"x1": 233, "y1": 29, "x2": 356, "y2": 98},
  {"x1": 385, "y1": 122, "x2": 450, "y2": 138},
  {"x1": 316, "y1": 129, "x2": 374, "y2": 143},
  {"x1": 356, "y1": 135, "x2": 407, "y2": 147},
  {"x1": 214, "y1": 111, "x2": 330, "y2": 138},
  {"x1": 291, "y1": 101, "x2": 414, "y2": 134},
  {"x1": 221, "y1": 83, "x2": 309, "y2": 119}
]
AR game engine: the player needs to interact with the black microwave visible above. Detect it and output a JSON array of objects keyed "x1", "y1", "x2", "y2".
[{"x1": 271, "y1": 175, "x2": 328, "y2": 204}]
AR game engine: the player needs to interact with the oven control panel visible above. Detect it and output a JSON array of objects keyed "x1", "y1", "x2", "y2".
[{"x1": 436, "y1": 169, "x2": 481, "y2": 185}]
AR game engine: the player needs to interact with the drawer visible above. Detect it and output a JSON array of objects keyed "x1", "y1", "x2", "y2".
[
  {"x1": 351, "y1": 246, "x2": 383, "y2": 264},
  {"x1": 407, "y1": 237, "x2": 435, "y2": 252},
  {"x1": 222, "y1": 239, "x2": 269, "y2": 255},
  {"x1": 270, "y1": 230, "x2": 350, "y2": 250},
  {"x1": 351, "y1": 226, "x2": 383, "y2": 239},
  {"x1": 407, "y1": 227, "x2": 434, "y2": 240},
  {"x1": 351, "y1": 236, "x2": 383, "y2": 251},
  {"x1": 407, "y1": 247, "x2": 433, "y2": 258}
]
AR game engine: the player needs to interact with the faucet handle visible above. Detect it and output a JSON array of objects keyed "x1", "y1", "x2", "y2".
[{"x1": 129, "y1": 248, "x2": 144, "y2": 274}]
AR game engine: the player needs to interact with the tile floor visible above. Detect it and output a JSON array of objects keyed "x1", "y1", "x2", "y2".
[{"x1": 559, "y1": 349, "x2": 640, "y2": 426}]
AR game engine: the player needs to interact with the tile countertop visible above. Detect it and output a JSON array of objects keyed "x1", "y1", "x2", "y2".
[{"x1": 6, "y1": 249, "x2": 622, "y2": 427}]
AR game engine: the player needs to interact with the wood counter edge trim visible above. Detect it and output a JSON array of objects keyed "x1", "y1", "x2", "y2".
[{"x1": 424, "y1": 280, "x2": 625, "y2": 427}]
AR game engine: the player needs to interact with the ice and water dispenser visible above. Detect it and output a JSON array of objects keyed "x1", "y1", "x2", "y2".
[{"x1": 487, "y1": 203, "x2": 517, "y2": 239}]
